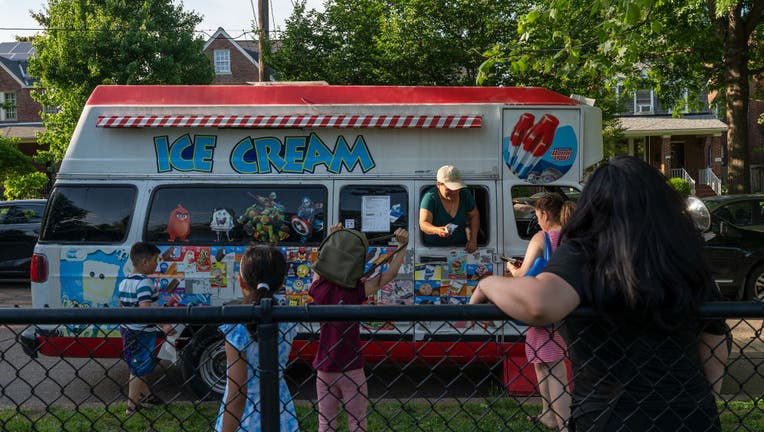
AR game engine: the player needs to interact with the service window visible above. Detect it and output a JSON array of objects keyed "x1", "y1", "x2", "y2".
[
  {"x1": 512, "y1": 185, "x2": 580, "y2": 240},
  {"x1": 339, "y1": 185, "x2": 408, "y2": 242},
  {"x1": 40, "y1": 186, "x2": 137, "y2": 243},
  {"x1": 144, "y1": 185, "x2": 327, "y2": 245},
  {"x1": 418, "y1": 185, "x2": 489, "y2": 247}
]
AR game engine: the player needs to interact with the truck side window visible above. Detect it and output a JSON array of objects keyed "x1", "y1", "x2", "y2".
[
  {"x1": 419, "y1": 185, "x2": 489, "y2": 247},
  {"x1": 339, "y1": 185, "x2": 408, "y2": 243},
  {"x1": 144, "y1": 185, "x2": 328, "y2": 245},
  {"x1": 512, "y1": 185, "x2": 580, "y2": 240},
  {"x1": 40, "y1": 186, "x2": 137, "y2": 243}
]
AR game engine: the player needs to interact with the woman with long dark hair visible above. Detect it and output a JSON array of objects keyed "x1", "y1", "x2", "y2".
[{"x1": 470, "y1": 156, "x2": 728, "y2": 431}]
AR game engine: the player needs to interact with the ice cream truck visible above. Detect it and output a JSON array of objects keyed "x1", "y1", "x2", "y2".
[{"x1": 23, "y1": 84, "x2": 602, "y2": 398}]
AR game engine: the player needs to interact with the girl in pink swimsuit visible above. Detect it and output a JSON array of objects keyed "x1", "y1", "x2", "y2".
[{"x1": 507, "y1": 193, "x2": 575, "y2": 431}]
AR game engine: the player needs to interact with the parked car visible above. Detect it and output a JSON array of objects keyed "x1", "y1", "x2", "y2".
[
  {"x1": 702, "y1": 194, "x2": 764, "y2": 300},
  {"x1": 0, "y1": 199, "x2": 47, "y2": 279}
]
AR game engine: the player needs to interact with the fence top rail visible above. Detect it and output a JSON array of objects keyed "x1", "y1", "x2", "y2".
[{"x1": 0, "y1": 301, "x2": 761, "y2": 325}]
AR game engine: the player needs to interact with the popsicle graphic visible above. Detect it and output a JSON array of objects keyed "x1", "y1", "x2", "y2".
[
  {"x1": 508, "y1": 113, "x2": 535, "y2": 168},
  {"x1": 512, "y1": 114, "x2": 559, "y2": 178}
]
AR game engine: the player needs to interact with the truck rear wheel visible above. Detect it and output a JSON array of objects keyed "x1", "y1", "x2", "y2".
[{"x1": 181, "y1": 325, "x2": 226, "y2": 400}]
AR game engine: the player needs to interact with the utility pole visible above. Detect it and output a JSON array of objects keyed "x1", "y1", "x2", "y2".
[{"x1": 257, "y1": 0, "x2": 270, "y2": 82}]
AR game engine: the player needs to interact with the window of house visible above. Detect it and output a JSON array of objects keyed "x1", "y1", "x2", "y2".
[
  {"x1": 634, "y1": 89, "x2": 654, "y2": 114},
  {"x1": 144, "y1": 185, "x2": 327, "y2": 245},
  {"x1": 214, "y1": 49, "x2": 231, "y2": 74},
  {"x1": 43, "y1": 105, "x2": 59, "y2": 115},
  {"x1": 339, "y1": 185, "x2": 408, "y2": 242},
  {"x1": 419, "y1": 185, "x2": 489, "y2": 247},
  {"x1": 1, "y1": 92, "x2": 17, "y2": 121},
  {"x1": 40, "y1": 186, "x2": 137, "y2": 243}
]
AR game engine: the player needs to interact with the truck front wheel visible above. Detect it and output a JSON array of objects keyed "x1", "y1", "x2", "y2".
[{"x1": 181, "y1": 325, "x2": 226, "y2": 400}]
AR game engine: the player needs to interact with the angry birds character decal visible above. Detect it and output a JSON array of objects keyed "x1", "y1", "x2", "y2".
[
  {"x1": 210, "y1": 208, "x2": 235, "y2": 242},
  {"x1": 167, "y1": 204, "x2": 191, "y2": 242},
  {"x1": 237, "y1": 192, "x2": 291, "y2": 244},
  {"x1": 291, "y1": 196, "x2": 324, "y2": 242}
]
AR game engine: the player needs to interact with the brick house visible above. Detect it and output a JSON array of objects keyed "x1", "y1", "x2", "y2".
[
  {"x1": 0, "y1": 41, "x2": 45, "y2": 158},
  {"x1": 614, "y1": 87, "x2": 728, "y2": 197},
  {"x1": 203, "y1": 28, "x2": 270, "y2": 84},
  {"x1": 747, "y1": 78, "x2": 764, "y2": 192}
]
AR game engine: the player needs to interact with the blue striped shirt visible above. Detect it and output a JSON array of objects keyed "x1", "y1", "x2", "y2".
[{"x1": 118, "y1": 274, "x2": 159, "y2": 331}]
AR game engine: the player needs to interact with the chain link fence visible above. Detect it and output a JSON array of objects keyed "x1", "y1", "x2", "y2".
[{"x1": 1, "y1": 302, "x2": 763, "y2": 431}]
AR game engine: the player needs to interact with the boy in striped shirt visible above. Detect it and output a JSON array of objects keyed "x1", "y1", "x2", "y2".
[{"x1": 118, "y1": 242, "x2": 175, "y2": 415}]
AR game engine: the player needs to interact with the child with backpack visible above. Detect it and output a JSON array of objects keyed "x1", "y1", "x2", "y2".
[
  {"x1": 215, "y1": 245, "x2": 298, "y2": 432},
  {"x1": 310, "y1": 223, "x2": 409, "y2": 432}
]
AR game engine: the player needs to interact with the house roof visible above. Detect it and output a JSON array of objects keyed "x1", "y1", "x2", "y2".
[
  {"x1": 617, "y1": 115, "x2": 728, "y2": 137},
  {"x1": 0, "y1": 42, "x2": 35, "y2": 87},
  {"x1": 0, "y1": 123, "x2": 44, "y2": 141},
  {"x1": 203, "y1": 28, "x2": 258, "y2": 66}
]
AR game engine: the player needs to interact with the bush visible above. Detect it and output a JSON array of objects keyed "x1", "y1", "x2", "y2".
[
  {"x1": 3, "y1": 172, "x2": 49, "y2": 200},
  {"x1": 668, "y1": 177, "x2": 691, "y2": 198}
]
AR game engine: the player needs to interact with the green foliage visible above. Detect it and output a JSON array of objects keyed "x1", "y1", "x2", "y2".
[
  {"x1": 3, "y1": 172, "x2": 49, "y2": 200},
  {"x1": 477, "y1": 0, "x2": 764, "y2": 193},
  {"x1": 268, "y1": 0, "x2": 524, "y2": 85},
  {"x1": 0, "y1": 137, "x2": 34, "y2": 180},
  {"x1": 668, "y1": 177, "x2": 692, "y2": 198},
  {"x1": 28, "y1": 0, "x2": 215, "y2": 164}
]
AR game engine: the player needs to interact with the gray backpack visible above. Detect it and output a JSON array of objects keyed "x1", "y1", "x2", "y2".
[{"x1": 312, "y1": 229, "x2": 370, "y2": 289}]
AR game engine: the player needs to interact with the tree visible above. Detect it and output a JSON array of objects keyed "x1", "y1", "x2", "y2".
[
  {"x1": 478, "y1": 0, "x2": 764, "y2": 193},
  {"x1": 268, "y1": 0, "x2": 522, "y2": 85},
  {"x1": 0, "y1": 137, "x2": 49, "y2": 200},
  {"x1": 28, "y1": 0, "x2": 215, "y2": 164}
]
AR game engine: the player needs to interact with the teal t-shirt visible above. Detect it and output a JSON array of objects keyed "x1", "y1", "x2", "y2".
[{"x1": 420, "y1": 187, "x2": 476, "y2": 247}]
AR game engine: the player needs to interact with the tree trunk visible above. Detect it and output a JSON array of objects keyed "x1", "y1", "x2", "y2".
[{"x1": 723, "y1": 9, "x2": 750, "y2": 194}]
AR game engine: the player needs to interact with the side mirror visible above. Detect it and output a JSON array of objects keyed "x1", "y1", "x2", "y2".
[{"x1": 686, "y1": 196, "x2": 711, "y2": 232}]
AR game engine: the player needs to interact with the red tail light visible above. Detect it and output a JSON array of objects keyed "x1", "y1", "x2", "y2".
[{"x1": 31, "y1": 254, "x2": 48, "y2": 283}]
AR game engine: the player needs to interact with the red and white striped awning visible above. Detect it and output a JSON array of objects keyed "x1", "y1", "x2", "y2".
[{"x1": 95, "y1": 114, "x2": 482, "y2": 129}]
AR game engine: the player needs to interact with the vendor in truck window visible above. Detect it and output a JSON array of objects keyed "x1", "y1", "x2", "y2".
[{"x1": 419, "y1": 165, "x2": 480, "y2": 252}]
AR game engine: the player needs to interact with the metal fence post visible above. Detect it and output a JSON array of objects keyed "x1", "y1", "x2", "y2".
[{"x1": 258, "y1": 298, "x2": 280, "y2": 432}]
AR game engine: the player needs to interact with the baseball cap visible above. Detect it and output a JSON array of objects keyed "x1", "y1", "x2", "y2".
[{"x1": 436, "y1": 165, "x2": 467, "y2": 190}]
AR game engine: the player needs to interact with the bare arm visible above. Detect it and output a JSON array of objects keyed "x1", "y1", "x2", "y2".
[
  {"x1": 137, "y1": 300, "x2": 176, "y2": 336},
  {"x1": 465, "y1": 207, "x2": 479, "y2": 253},
  {"x1": 221, "y1": 342, "x2": 248, "y2": 432},
  {"x1": 365, "y1": 228, "x2": 409, "y2": 296},
  {"x1": 419, "y1": 208, "x2": 450, "y2": 237},
  {"x1": 469, "y1": 272, "x2": 580, "y2": 325},
  {"x1": 698, "y1": 331, "x2": 729, "y2": 396},
  {"x1": 508, "y1": 231, "x2": 545, "y2": 277}
]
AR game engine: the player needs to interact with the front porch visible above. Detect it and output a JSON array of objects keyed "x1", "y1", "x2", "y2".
[{"x1": 615, "y1": 116, "x2": 728, "y2": 196}]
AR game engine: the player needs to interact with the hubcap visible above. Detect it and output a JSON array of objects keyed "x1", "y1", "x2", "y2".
[{"x1": 198, "y1": 340, "x2": 227, "y2": 395}]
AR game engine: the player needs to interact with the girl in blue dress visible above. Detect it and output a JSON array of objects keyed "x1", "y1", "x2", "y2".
[{"x1": 216, "y1": 246, "x2": 299, "y2": 432}]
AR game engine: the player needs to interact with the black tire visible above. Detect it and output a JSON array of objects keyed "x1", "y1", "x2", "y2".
[
  {"x1": 745, "y1": 263, "x2": 764, "y2": 301},
  {"x1": 181, "y1": 325, "x2": 226, "y2": 400}
]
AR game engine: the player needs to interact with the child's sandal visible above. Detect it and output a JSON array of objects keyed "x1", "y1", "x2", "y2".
[{"x1": 143, "y1": 394, "x2": 165, "y2": 405}]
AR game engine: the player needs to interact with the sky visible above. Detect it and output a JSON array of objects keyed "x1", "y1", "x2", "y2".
[{"x1": 0, "y1": 0, "x2": 325, "y2": 42}]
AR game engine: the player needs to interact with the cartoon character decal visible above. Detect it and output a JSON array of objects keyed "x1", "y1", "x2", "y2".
[
  {"x1": 237, "y1": 192, "x2": 290, "y2": 244},
  {"x1": 291, "y1": 196, "x2": 324, "y2": 242},
  {"x1": 82, "y1": 260, "x2": 121, "y2": 307},
  {"x1": 167, "y1": 203, "x2": 191, "y2": 242},
  {"x1": 210, "y1": 208, "x2": 235, "y2": 242}
]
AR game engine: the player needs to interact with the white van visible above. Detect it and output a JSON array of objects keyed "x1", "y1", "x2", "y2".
[{"x1": 24, "y1": 84, "x2": 602, "y2": 397}]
